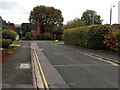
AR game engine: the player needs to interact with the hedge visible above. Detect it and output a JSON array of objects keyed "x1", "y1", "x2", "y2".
[
  {"x1": 2, "y1": 29, "x2": 17, "y2": 41},
  {"x1": 64, "y1": 25, "x2": 110, "y2": 49},
  {"x1": 1, "y1": 39, "x2": 12, "y2": 48},
  {"x1": 37, "y1": 34, "x2": 41, "y2": 40}
]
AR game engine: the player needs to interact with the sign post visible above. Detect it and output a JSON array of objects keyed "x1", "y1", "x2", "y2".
[{"x1": 19, "y1": 29, "x2": 23, "y2": 40}]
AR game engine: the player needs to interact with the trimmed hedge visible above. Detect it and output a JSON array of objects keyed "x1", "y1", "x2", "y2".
[
  {"x1": 2, "y1": 39, "x2": 12, "y2": 48},
  {"x1": 64, "y1": 25, "x2": 110, "y2": 49},
  {"x1": 2, "y1": 29, "x2": 17, "y2": 41}
]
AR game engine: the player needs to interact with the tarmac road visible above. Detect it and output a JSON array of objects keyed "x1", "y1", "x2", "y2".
[{"x1": 36, "y1": 41, "x2": 119, "y2": 89}]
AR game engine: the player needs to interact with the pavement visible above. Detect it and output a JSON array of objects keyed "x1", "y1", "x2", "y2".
[
  {"x1": 36, "y1": 41, "x2": 119, "y2": 89},
  {"x1": 2, "y1": 42, "x2": 34, "y2": 90}
]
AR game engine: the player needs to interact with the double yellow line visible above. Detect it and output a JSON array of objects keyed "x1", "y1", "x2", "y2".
[{"x1": 33, "y1": 44, "x2": 49, "y2": 90}]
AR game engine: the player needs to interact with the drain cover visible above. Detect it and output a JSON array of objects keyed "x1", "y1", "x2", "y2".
[{"x1": 20, "y1": 63, "x2": 30, "y2": 69}]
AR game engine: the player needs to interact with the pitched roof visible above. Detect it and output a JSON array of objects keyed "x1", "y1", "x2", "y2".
[{"x1": 21, "y1": 23, "x2": 39, "y2": 30}]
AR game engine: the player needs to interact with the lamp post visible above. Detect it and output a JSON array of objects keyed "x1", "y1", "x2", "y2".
[
  {"x1": 118, "y1": 1, "x2": 120, "y2": 24},
  {"x1": 110, "y1": 4, "x2": 115, "y2": 26}
]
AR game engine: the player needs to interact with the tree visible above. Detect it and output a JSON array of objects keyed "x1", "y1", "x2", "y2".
[
  {"x1": 81, "y1": 10, "x2": 103, "y2": 25},
  {"x1": 64, "y1": 18, "x2": 86, "y2": 29},
  {"x1": 29, "y1": 5, "x2": 64, "y2": 34}
]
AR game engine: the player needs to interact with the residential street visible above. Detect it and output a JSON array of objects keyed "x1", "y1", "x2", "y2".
[{"x1": 36, "y1": 41, "x2": 119, "y2": 88}]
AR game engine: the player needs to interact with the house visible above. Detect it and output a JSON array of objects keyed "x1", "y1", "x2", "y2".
[
  {"x1": 2, "y1": 19, "x2": 16, "y2": 31},
  {"x1": 7, "y1": 23, "x2": 16, "y2": 30},
  {"x1": 21, "y1": 23, "x2": 40, "y2": 39}
]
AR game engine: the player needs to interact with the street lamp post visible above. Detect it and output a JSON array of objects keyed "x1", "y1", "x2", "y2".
[{"x1": 110, "y1": 4, "x2": 115, "y2": 26}]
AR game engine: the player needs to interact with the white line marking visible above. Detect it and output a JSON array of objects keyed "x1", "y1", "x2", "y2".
[
  {"x1": 20, "y1": 63, "x2": 30, "y2": 69},
  {"x1": 78, "y1": 51, "x2": 119, "y2": 67}
]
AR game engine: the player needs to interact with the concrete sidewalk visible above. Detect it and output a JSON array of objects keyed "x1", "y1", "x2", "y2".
[{"x1": 2, "y1": 42, "x2": 34, "y2": 89}]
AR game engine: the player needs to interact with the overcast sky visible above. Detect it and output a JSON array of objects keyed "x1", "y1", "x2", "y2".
[{"x1": 0, "y1": 0, "x2": 119, "y2": 24}]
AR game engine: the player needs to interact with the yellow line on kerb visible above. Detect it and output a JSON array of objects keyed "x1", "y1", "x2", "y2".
[{"x1": 34, "y1": 51, "x2": 49, "y2": 90}]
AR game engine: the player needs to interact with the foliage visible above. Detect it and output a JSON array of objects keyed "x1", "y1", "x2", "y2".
[
  {"x1": 40, "y1": 33, "x2": 54, "y2": 40},
  {"x1": 2, "y1": 39, "x2": 12, "y2": 48},
  {"x1": 12, "y1": 40, "x2": 21, "y2": 45},
  {"x1": 25, "y1": 32, "x2": 33, "y2": 40},
  {"x1": 64, "y1": 25, "x2": 110, "y2": 50},
  {"x1": 111, "y1": 24, "x2": 120, "y2": 29},
  {"x1": 2, "y1": 29, "x2": 17, "y2": 41},
  {"x1": 103, "y1": 29, "x2": 120, "y2": 51},
  {"x1": 81, "y1": 10, "x2": 103, "y2": 25},
  {"x1": 29, "y1": 5, "x2": 64, "y2": 34},
  {"x1": 87, "y1": 25, "x2": 109, "y2": 49},
  {"x1": 56, "y1": 35, "x2": 63, "y2": 40},
  {"x1": 64, "y1": 18, "x2": 86, "y2": 29},
  {"x1": 2, "y1": 25, "x2": 12, "y2": 30},
  {"x1": 37, "y1": 34, "x2": 41, "y2": 40}
]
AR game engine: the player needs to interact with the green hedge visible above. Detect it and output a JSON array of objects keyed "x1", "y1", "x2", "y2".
[
  {"x1": 2, "y1": 29, "x2": 17, "y2": 41},
  {"x1": 25, "y1": 32, "x2": 33, "y2": 40},
  {"x1": 64, "y1": 25, "x2": 110, "y2": 49},
  {"x1": 40, "y1": 34, "x2": 54, "y2": 40},
  {"x1": 2, "y1": 39, "x2": 12, "y2": 48},
  {"x1": 37, "y1": 34, "x2": 41, "y2": 40},
  {"x1": 116, "y1": 30, "x2": 120, "y2": 42}
]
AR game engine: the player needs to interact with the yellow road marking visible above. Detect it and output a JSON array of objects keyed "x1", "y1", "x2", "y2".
[{"x1": 32, "y1": 44, "x2": 49, "y2": 90}]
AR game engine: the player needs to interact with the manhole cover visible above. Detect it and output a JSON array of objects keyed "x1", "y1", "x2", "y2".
[{"x1": 20, "y1": 63, "x2": 30, "y2": 69}]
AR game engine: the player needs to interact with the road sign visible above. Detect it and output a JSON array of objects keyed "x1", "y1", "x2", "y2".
[{"x1": 19, "y1": 29, "x2": 23, "y2": 33}]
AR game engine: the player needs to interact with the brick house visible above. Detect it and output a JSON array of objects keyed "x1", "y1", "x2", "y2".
[
  {"x1": 21, "y1": 23, "x2": 40, "y2": 39},
  {"x1": 7, "y1": 23, "x2": 16, "y2": 30},
  {"x1": 1, "y1": 18, "x2": 16, "y2": 31}
]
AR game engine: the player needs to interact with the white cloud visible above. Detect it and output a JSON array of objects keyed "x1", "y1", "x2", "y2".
[{"x1": 0, "y1": 0, "x2": 119, "y2": 24}]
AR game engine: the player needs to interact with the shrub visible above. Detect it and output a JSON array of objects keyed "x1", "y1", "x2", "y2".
[
  {"x1": 41, "y1": 34, "x2": 47, "y2": 40},
  {"x1": 41, "y1": 34, "x2": 54, "y2": 40},
  {"x1": 64, "y1": 25, "x2": 110, "y2": 50},
  {"x1": 2, "y1": 25, "x2": 12, "y2": 30},
  {"x1": 103, "y1": 29, "x2": 120, "y2": 51},
  {"x1": 87, "y1": 25, "x2": 110, "y2": 49},
  {"x1": 47, "y1": 36, "x2": 54, "y2": 40},
  {"x1": 2, "y1": 39, "x2": 12, "y2": 48},
  {"x1": 25, "y1": 32, "x2": 33, "y2": 40},
  {"x1": 2, "y1": 29, "x2": 17, "y2": 41},
  {"x1": 116, "y1": 30, "x2": 120, "y2": 42},
  {"x1": 116, "y1": 30, "x2": 120, "y2": 51},
  {"x1": 37, "y1": 34, "x2": 41, "y2": 40},
  {"x1": 56, "y1": 35, "x2": 63, "y2": 40}
]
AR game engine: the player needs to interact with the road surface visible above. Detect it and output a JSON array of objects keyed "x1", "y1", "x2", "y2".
[{"x1": 36, "y1": 41, "x2": 118, "y2": 89}]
